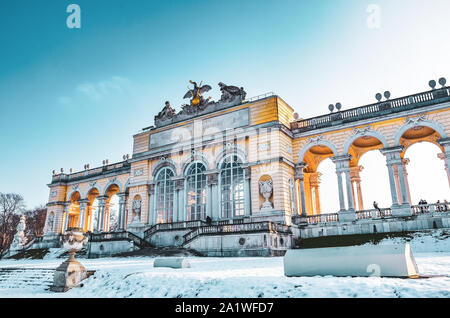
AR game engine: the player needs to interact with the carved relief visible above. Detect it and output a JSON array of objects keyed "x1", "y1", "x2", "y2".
[{"x1": 404, "y1": 113, "x2": 427, "y2": 125}]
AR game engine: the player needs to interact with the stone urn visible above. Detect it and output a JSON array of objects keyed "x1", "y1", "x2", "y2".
[{"x1": 50, "y1": 228, "x2": 89, "y2": 292}]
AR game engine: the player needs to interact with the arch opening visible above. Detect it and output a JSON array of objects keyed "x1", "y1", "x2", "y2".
[
  {"x1": 404, "y1": 141, "x2": 449, "y2": 205},
  {"x1": 68, "y1": 191, "x2": 81, "y2": 229},
  {"x1": 104, "y1": 184, "x2": 120, "y2": 231},
  {"x1": 185, "y1": 162, "x2": 207, "y2": 221},
  {"x1": 155, "y1": 167, "x2": 175, "y2": 224}
]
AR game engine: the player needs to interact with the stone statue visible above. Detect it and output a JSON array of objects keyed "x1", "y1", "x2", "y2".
[
  {"x1": 154, "y1": 80, "x2": 247, "y2": 127},
  {"x1": 44, "y1": 212, "x2": 54, "y2": 234},
  {"x1": 10, "y1": 215, "x2": 26, "y2": 251},
  {"x1": 131, "y1": 199, "x2": 142, "y2": 223},
  {"x1": 259, "y1": 180, "x2": 273, "y2": 210},
  {"x1": 154, "y1": 101, "x2": 175, "y2": 122},
  {"x1": 183, "y1": 80, "x2": 212, "y2": 107},
  {"x1": 218, "y1": 82, "x2": 246, "y2": 103}
]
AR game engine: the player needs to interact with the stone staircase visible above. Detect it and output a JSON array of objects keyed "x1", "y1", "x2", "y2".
[{"x1": 0, "y1": 268, "x2": 55, "y2": 291}]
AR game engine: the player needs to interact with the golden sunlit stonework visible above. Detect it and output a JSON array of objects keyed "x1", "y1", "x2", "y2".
[{"x1": 42, "y1": 81, "x2": 450, "y2": 257}]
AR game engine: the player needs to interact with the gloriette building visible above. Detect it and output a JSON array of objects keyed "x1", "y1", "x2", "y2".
[{"x1": 42, "y1": 80, "x2": 450, "y2": 257}]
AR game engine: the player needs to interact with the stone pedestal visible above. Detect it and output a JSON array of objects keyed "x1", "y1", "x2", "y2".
[
  {"x1": 50, "y1": 252, "x2": 87, "y2": 292},
  {"x1": 391, "y1": 205, "x2": 412, "y2": 217},
  {"x1": 50, "y1": 228, "x2": 88, "y2": 293},
  {"x1": 339, "y1": 211, "x2": 356, "y2": 222},
  {"x1": 127, "y1": 221, "x2": 147, "y2": 238}
]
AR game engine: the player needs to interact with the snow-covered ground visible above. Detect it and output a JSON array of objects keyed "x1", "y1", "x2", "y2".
[{"x1": 0, "y1": 230, "x2": 449, "y2": 298}]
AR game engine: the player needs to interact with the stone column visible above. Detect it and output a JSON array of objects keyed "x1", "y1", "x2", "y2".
[
  {"x1": 174, "y1": 178, "x2": 185, "y2": 222},
  {"x1": 309, "y1": 172, "x2": 322, "y2": 214},
  {"x1": 244, "y1": 167, "x2": 252, "y2": 217},
  {"x1": 96, "y1": 196, "x2": 106, "y2": 232},
  {"x1": 381, "y1": 147, "x2": 411, "y2": 216},
  {"x1": 77, "y1": 200, "x2": 88, "y2": 231},
  {"x1": 350, "y1": 166, "x2": 364, "y2": 211},
  {"x1": 206, "y1": 171, "x2": 219, "y2": 220},
  {"x1": 147, "y1": 184, "x2": 155, "y2": 226},
  {"x1": 63, "y1": 202, "x2": 71, "y2": 232},
  {"x1": 294, "y1": 163, "x2": 307, "y2": 217},
  {"x1": 332, "y1": 155, "x2": 355, "y2": 222},
  {"x1": 392, "y1": 165, "x2": 404, "y2": 204},
  {"x1": 331, "y1": 156, "x2": 348, "y2": 212},
  {"x1": 396, "y1": 159, "x2": 409, "y2": 206},
  {"x1": 402, "y1": 158, "x2": 412, "y2": 205},
  {"x1": 438, "y1": 138, "x2": 450, "y2": 188},
  {"x1": 117, "y1": 193, "x2": 127, "y2": 231},
  {"x1": 437, "y1": 153, "x2": 450, "y2": 187},
  {"x1": 343, "y1": 164, "x2": 355, "y2": 211}
]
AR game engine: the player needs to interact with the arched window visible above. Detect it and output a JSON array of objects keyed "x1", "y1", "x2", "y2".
[
  {"x1": 155, "y1": 167, "x2": 174, "y2": 223},
  {"x1": 185, "y1": 162, "x2": 207, "y2": 221},
  {"x1": 220, "y1": 155, "x2": 245, "y2": 218}
]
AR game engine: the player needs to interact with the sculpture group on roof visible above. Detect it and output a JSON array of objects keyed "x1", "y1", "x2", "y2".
[{"x1": 154, "y1": 81, "x2": 247, "y2": 127}]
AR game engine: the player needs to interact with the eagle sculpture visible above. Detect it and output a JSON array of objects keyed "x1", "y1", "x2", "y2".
[{"x1": 183, "y1": 80, "x2": 212, "y2": 106}]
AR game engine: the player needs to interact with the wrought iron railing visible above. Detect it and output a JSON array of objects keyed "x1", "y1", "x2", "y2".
[
  {"x1": 88, "y1": 231, "x2": 151, "y2": 248},
  {"x1": 291, "y1": 87, "x2": 450, "y2": 132},
  {"x1": 182, "y1": 221, "x2": 291, "y2": 245},
  {"x1": 144, "y1": 220, "x2": 208, "y2": 239},
  {"x1": 245, "y1": 92, "x2": 276, "y2": 103}
]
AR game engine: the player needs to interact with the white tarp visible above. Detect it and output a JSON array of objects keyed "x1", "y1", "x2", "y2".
[{"x1": 284, "y1": 244, "x2": 419, "y2": 278}]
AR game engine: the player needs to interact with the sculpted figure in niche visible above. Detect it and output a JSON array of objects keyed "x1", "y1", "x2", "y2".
[
  {"x1": 131, "y1": 199, "x2": 142, "y2": 223},
  {"x1": 259, "y1": 179, "x2": 273, "y2": 211}
]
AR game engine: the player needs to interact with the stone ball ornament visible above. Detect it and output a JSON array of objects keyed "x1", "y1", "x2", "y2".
[
  {"x1": 429, "y1": 80, "x2": 437, "y2": 89},
  {"x1": 375, "y1": 93, "x2": 382, "y2": 102},
  {"x1": 439, "y1": 77, "x2": 447, "y2": 87},
  {"x1": 328, "y1": 104, "x2": 335, "y2": 112}
]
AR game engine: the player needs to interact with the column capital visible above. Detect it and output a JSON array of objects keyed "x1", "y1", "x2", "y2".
[
  {"x1": 331, "y1": 155, "x2": 352, "y2": 170},
  {"x1": 294, "y1": 162, "x2": 307, "y2": 180},
  {"x1": 437, "y1": 137, "x2": 450, "y2": 146},
  {"x1": 330, "y1": 154, "x2": 352, "y2": 163},
  {"x1": 380, "y1": 146, "x2": 404, "y2": 162},
  {"x1": 308, "y1": 172, "x2": 322, "y2": 187},
  {"x1": 96, "y1": 196, "x2": 108, "y2": 204},
  {"x1": 350, "y1": 165, "x2": 363, "y2": 181},
  {"x1": 438, "y1": 137, "x2": 450, "y2": 155}
]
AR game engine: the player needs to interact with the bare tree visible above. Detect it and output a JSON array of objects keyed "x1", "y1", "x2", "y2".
[
  {"x1": 0, "y1": 193, "x2": 25, "y2": 258},
  {"x1": 24, "y1": 205, "x2": 47, "y2": 240}
]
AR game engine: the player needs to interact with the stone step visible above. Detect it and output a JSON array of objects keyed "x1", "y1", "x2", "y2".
[{"x1": 0, "y1": 268, "x2": 55, "y2": 290}]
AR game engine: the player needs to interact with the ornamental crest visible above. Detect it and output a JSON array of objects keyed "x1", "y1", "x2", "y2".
[{"x1": 404, "y1": 113, "x2": 427, "y2": 126}]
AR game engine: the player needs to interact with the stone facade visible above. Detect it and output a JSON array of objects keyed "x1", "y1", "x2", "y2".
[{"x1": 43, "y1": 83, "x2": 450, "y2": 256}]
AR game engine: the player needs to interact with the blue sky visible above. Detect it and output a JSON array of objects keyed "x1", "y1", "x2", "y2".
[{"x1": 1, "y1": 0, "x2": 450, "y2": 209}]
